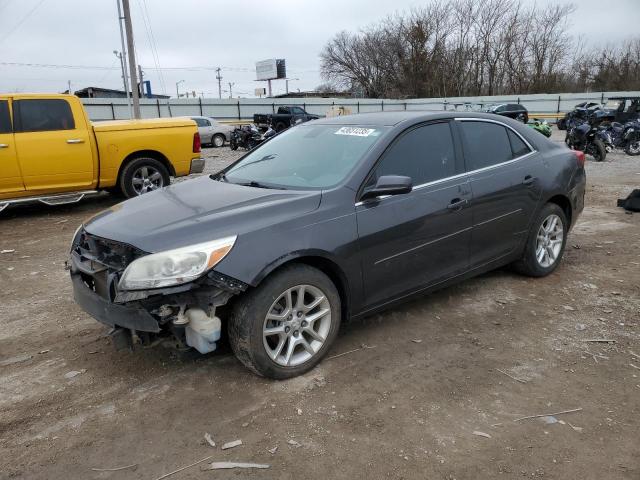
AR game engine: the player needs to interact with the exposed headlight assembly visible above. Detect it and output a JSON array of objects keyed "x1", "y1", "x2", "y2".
[{"x1": 118, "y1": 236, "x2": 237, "y2": 290}]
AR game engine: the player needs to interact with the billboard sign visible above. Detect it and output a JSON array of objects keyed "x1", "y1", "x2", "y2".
[{"x1": 256, "y1": 58, "x2": 286, "y2": 80}]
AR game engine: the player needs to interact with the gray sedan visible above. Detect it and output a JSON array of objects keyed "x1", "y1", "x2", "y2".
[{"x1": 190, "y1": 116, "x2": 233, "y2": 147}]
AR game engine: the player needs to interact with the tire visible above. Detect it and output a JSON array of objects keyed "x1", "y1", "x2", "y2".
[
  {"x1": 625, "y1": 138, "x2": 640, "y2": 156},
  {"x1": 212, "y1": 134, "x2": 225, "y2": 148},
  {"x1": 230, "y1": 139, "x2": 238, "y2": 150},
  {"x1": 513, "y1": 203, "x2": 568, "y2": 277},
  {"x1": 228, "y1": 264, "x2": 341, "y2": 379},
  {"x1": 119, "y1": 157, "x2": 170, "y2": 199},
  {"x1": 589, "y1": 139, "x2": 607, "y2": 162},
  {"x1": 516, "y1": 113, "x2": 527, "y2": 123},
  {"x1": 557, "y1": 119, "x2": 566, "y2": 130},
  {"x1": 274, "y1": 122, "x2": 287, "y2": 132}
]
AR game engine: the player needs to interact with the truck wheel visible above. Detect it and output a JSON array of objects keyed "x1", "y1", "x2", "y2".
[
  {"x1": 274, "y1": 122, "x2": 287, "y2": 132},
  {"x1": 228, "y1": 264, "x2": 341, "y2": 379},
  {"x1": 119, "y1": 157, "x2": 170, "y2": 198},
  {"x1": 513, "y1": 203, "x2": 567, "y2": 277}
]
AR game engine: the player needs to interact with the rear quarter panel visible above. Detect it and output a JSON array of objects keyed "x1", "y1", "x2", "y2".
[{"x1": 93, "y1": 124, "x2": 198, "y2": 187}]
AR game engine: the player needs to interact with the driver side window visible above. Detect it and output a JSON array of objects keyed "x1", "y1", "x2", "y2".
[{"x1": 372, "y1": 122, "x2": 457, "y2": 187}]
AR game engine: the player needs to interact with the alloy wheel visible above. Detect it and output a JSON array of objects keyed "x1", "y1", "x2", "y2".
[
  {"x1": 131, "y1": 165, "x2": 164, "y2": 195},
  {"x1": 262, "y1": 284, "x2": 332, "y2": 367},
  {"x1": 213, "y1": 135, "x2": 224, "y2": 147},
  {"x1": 535, "y1": 214, "x2": 564, "y2": 268}
]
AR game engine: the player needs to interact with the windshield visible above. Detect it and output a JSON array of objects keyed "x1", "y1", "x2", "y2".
[{"x1": 223, "y1": 124, "x2": 387, "y2": 189}]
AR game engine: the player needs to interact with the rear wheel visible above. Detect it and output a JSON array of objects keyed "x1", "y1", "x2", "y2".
[
  {"x1": 228, "y1": 264, "x2": 341, "y2": 379},
  {"x1": 212, "y1": 134, "x2": 225, "y2": 148},
  {"x1": 274, "y1": 122, "x2": 287, "y2": 132},
  {"x1": 119, "y1": 157, "x2": 170, "y2": 198},
  {"x1": 516, "y1": 113, "x2": 527, "y2": 123},
  {"x1": 513, "y1": 203, "x2": 567, "y2": 277}
]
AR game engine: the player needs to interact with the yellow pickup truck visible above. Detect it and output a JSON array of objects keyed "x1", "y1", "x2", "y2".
[{"x1": 0, "y1": 93, "x2": 203, "y2": 211}]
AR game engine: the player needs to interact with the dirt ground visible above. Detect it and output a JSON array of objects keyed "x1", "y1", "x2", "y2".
[{"x1": 0, "y1": 132, "x2": 638, "y2": 480}]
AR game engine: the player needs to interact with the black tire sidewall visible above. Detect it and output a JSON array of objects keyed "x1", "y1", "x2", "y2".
[
  {"x1": 518, "y1": 203, "x2": 568, "y2": 277},
  {"x1": 593, "y1": 139, "x2": 606, "y2": 162},
  {"x1": 119, "y1": 157, "x2": 170, "y2": 199},
  {"x1": 229, "y1": 265, "x2": 341, "y2": 379}
]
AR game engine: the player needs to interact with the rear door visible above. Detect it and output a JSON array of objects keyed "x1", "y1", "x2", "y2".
[
  {"x1": 457, "y1": 119, "x2": 543, "y2": 268},
  {"x1": 0, "y1": 99, "x2": 24, "y2": 195},
  {"x1": 356, "y1": 121, "x2": 472, "y2": 307},
  {"x1": 13, "y1": 97, "x2": 94, "y2": 191}
]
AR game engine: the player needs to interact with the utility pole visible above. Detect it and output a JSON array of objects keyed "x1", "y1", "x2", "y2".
[
  {"x1": 121, "y1": 0, "x2": 140, "y2": 118},
  {"x1": 216, "y1": 67, "x2": 222, "y2": 99},
  {"x1": 228, "y1": 82, "x2": 234, "y2": 99},
  {"x1": 138, "y1": 64, "x2": 144, "y2": 97},
  {"x1": 67, "y1": 80, "x2": 72, "y2": 94},
  {"x1": 115, "y1": 0, "x2": 132, "y2": 118}
]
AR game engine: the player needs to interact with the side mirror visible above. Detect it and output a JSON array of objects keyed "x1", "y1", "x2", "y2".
[{"x1": 361, "y1": 175, "x2": 412, "y2": 201}]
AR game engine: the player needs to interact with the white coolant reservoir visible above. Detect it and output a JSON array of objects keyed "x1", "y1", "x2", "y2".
[{"x1": 184, "y1": 308, "x2": 222, "y2": 354}]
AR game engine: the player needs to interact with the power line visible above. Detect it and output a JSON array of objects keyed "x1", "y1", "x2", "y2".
[
  {"x1": 0, "y1": 0, "x2": 46, "y2": 45},
  {"x1": 136, "y1": 0, "x2": 167, "y2": 95}
]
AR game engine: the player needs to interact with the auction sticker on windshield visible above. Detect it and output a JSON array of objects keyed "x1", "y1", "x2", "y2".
[{"x1": 335, "y1": 127, "x2": 377, "y2": 137}]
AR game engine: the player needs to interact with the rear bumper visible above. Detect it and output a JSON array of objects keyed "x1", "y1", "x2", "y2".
[
  {"x1": 189, "y1": 158, "x2": 205, "y2": 174},
  {"x1": 71, "y1": 273, "x2": 160, "y2": 332}
]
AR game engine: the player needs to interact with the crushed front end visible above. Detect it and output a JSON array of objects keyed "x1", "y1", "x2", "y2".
[{"x1": 68, "y1": 227, "x2": 246, "y2": 352}]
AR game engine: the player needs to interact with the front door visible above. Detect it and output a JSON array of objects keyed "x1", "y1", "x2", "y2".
[
  {"x1": 13, "y1": 97, "x2": 94, "y2": 192},
  {"x1": 0, "y1": 100, "x2": 24, "y2": 195},
  {"x1": 457, "y1": 119, "x2": 543, "y2": 268},
  {"x1": 356, "y1": 121, "x2": 472, "y2": 308}
]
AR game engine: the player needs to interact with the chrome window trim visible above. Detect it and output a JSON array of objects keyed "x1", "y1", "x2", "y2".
[{"x1": 354, "y1": 117, "x2": 538, "y2": 207}]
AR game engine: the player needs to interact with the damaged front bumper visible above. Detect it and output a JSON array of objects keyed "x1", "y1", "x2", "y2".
[{"x1": 69, "y1": 229, "x2": 247, "y2": 352}]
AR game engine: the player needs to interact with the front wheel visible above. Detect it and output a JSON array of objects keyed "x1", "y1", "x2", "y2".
[
  {"x1": 625, "y1": 138, "x2": 640, "y2": 156},
  {"x1": 212, "y1": 134, "x2": 225, "y2": 148},
  {"x1": 119, "y1": 157, "x2": 170, "y2": 198},
  {"x1": 228, "y1": 264, "x2": 341, "y2": 379},
  {"x1": 513, "y1": 203, "x2": 568, "y2": 277},
  {"x1": 588, "y1": 138, "x2": 607, "y2": 162}
]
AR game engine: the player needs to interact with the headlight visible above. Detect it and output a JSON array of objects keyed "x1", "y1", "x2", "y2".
[{"x1": 118, "y1": 236, "x2": 237, "y2": 290}]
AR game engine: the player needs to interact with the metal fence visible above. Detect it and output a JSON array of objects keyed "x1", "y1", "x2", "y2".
[{"x1": 81, "y1": 90, "x2": 640, "y2": 123}]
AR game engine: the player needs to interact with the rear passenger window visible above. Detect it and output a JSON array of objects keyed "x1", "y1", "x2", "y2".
[
  {"x1": 374, "y1": 122, "x2": 456, "y2": 185},
  {"x1": 14, "y1": 99, "x2": 75, "y2": 132},
  {"x1": 0, "y1": 101, "x2": 11, "y2": 134},
  {"x1": 507, "y1": 129, "x2": 531, "y2": 158},
  {"x1": 459, "y1": 121, "x2": 512, "y2": 170}
]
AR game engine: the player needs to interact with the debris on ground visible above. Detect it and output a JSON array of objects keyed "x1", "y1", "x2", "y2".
[
  {"x1": 575, "y1": 323, "x2": 587, "y2": 331},
  {"x1": 472, "y1": 431, "x2": 492, "y2": 438},
  {"x1": 568, "y1": 422, "x2": 584, "y2": 433},
  {"x1": 0, "y1": 249, "x2": 15, "y2": 254},
  {"x1": 541, "y1": 416, "x2": 558, "y2": 424},
  {"x1": 514, "y1": 408, "x2": 582, "y2": 422},
  {"x1": 207, "y1": 462, "x2": 270, "y2": 470},
  {"x1": 582, "y1": 339, "x2": 616, "y2": 344},
  {"x1": 496, "y1": 368, "x2": 527, "y2": 384},
  {"x1": 327, "y1": 344, "x2": 376, "y2": 360},
  {"x1": 64, "y1": 369, "x2": 86, "y2": 379},
  {"x1": 153, "y1": 455, "x2": 213, "y2": 480},
  {"x1": 411, "y1": 339, "x2": 423, "y2": 343},
  {"x1": 297, "y1": 408, "x2": 303, "y2": 416},
  {"x1": 268, "y1": 446, "x2": 278, "y2": 454},
  {"x1": 0, "y1": 354, "x2": 33, "y2": 367},
  {"x1": 204, "y1": 433, "x2": 215, "y2": 447},
  {"x1": 91, "y1": 463, "x2": 138, "y2": 472},
  {"x1": 563, "y1": 305, "x2": 576, "y2": 311},
  {"x1": 287, "y1": 439, "x2": 301, "y2": 448},
  {"x1": 221, "y1": 440, "x2": 242, "y2": 450}
]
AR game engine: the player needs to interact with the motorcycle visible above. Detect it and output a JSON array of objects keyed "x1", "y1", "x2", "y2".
[
  {"x1": 598, "y1": 120, "x2": 640, "y2": 156},
  {"x1": 565, "y1": 122, "x2": 607, "y2": 162},
  {"x1": 528, "y1": 119, "x2": 552, "y2": 137},
  {"x1": 229, "y1": 124, "x2": 276, "y2": 151}
]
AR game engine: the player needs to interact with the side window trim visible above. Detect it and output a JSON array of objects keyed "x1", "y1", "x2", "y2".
[
  {"x1": 455, "y1": 118, "x2": 536, "y2": 173},
  {"x1": 356, "y1": 120, "x2": 461, "y2": 202}
]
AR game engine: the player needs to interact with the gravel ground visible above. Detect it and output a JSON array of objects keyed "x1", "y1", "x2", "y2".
[{"x1": 0, "y1": 131, "x2": 638, "y2": 479}]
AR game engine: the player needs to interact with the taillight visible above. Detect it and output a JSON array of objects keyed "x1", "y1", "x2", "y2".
[
  {"x1": 193, "y1": 132, "x2": 201, "y2": 153},
  {"x1": 574, "y1": 150, "x2": 585, "y2": 168}
]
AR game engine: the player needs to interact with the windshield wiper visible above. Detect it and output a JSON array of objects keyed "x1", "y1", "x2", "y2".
[{"x1": 235, "y1": 180, "x2": 282, "y2": 190}]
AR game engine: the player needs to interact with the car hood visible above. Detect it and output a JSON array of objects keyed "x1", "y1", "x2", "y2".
[{"x1": 84, "y1": 176, "x2": 322, "y2": 253}]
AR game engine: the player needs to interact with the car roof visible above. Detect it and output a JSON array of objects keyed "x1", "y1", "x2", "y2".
[{"x1": 312, "y1": 110, "x2": 516, "y2": 127}]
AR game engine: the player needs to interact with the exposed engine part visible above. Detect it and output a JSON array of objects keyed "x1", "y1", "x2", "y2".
[
  {"x1": 173, "y1": 304, "x2": 188, "y2": 325},
  {"x1": 184, "y1": 308, "x2": 222, "y2": 354}
]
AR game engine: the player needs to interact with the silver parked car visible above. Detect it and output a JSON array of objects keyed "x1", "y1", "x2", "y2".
[{"x1": 190, "y1": 116, "x2": 233, "y2": 147}]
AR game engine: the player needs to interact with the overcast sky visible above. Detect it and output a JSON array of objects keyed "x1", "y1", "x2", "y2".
[{"x1": 0, "y1": 0, "x2": 638, "y2": 98}]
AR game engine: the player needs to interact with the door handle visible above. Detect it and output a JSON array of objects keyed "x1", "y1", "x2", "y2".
[
  {"x1": 0, "y1": 144, "x2": 8, "y2": 148},
  {"x1": 522, "y1": 175, "x2": 537, "y2": 186},
  {"x1": 447, "y1": 198, "x2": 468, "y2": 210},
  {"x1": 66, "y1": 139, "x2": 85, "y2": 144}
]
